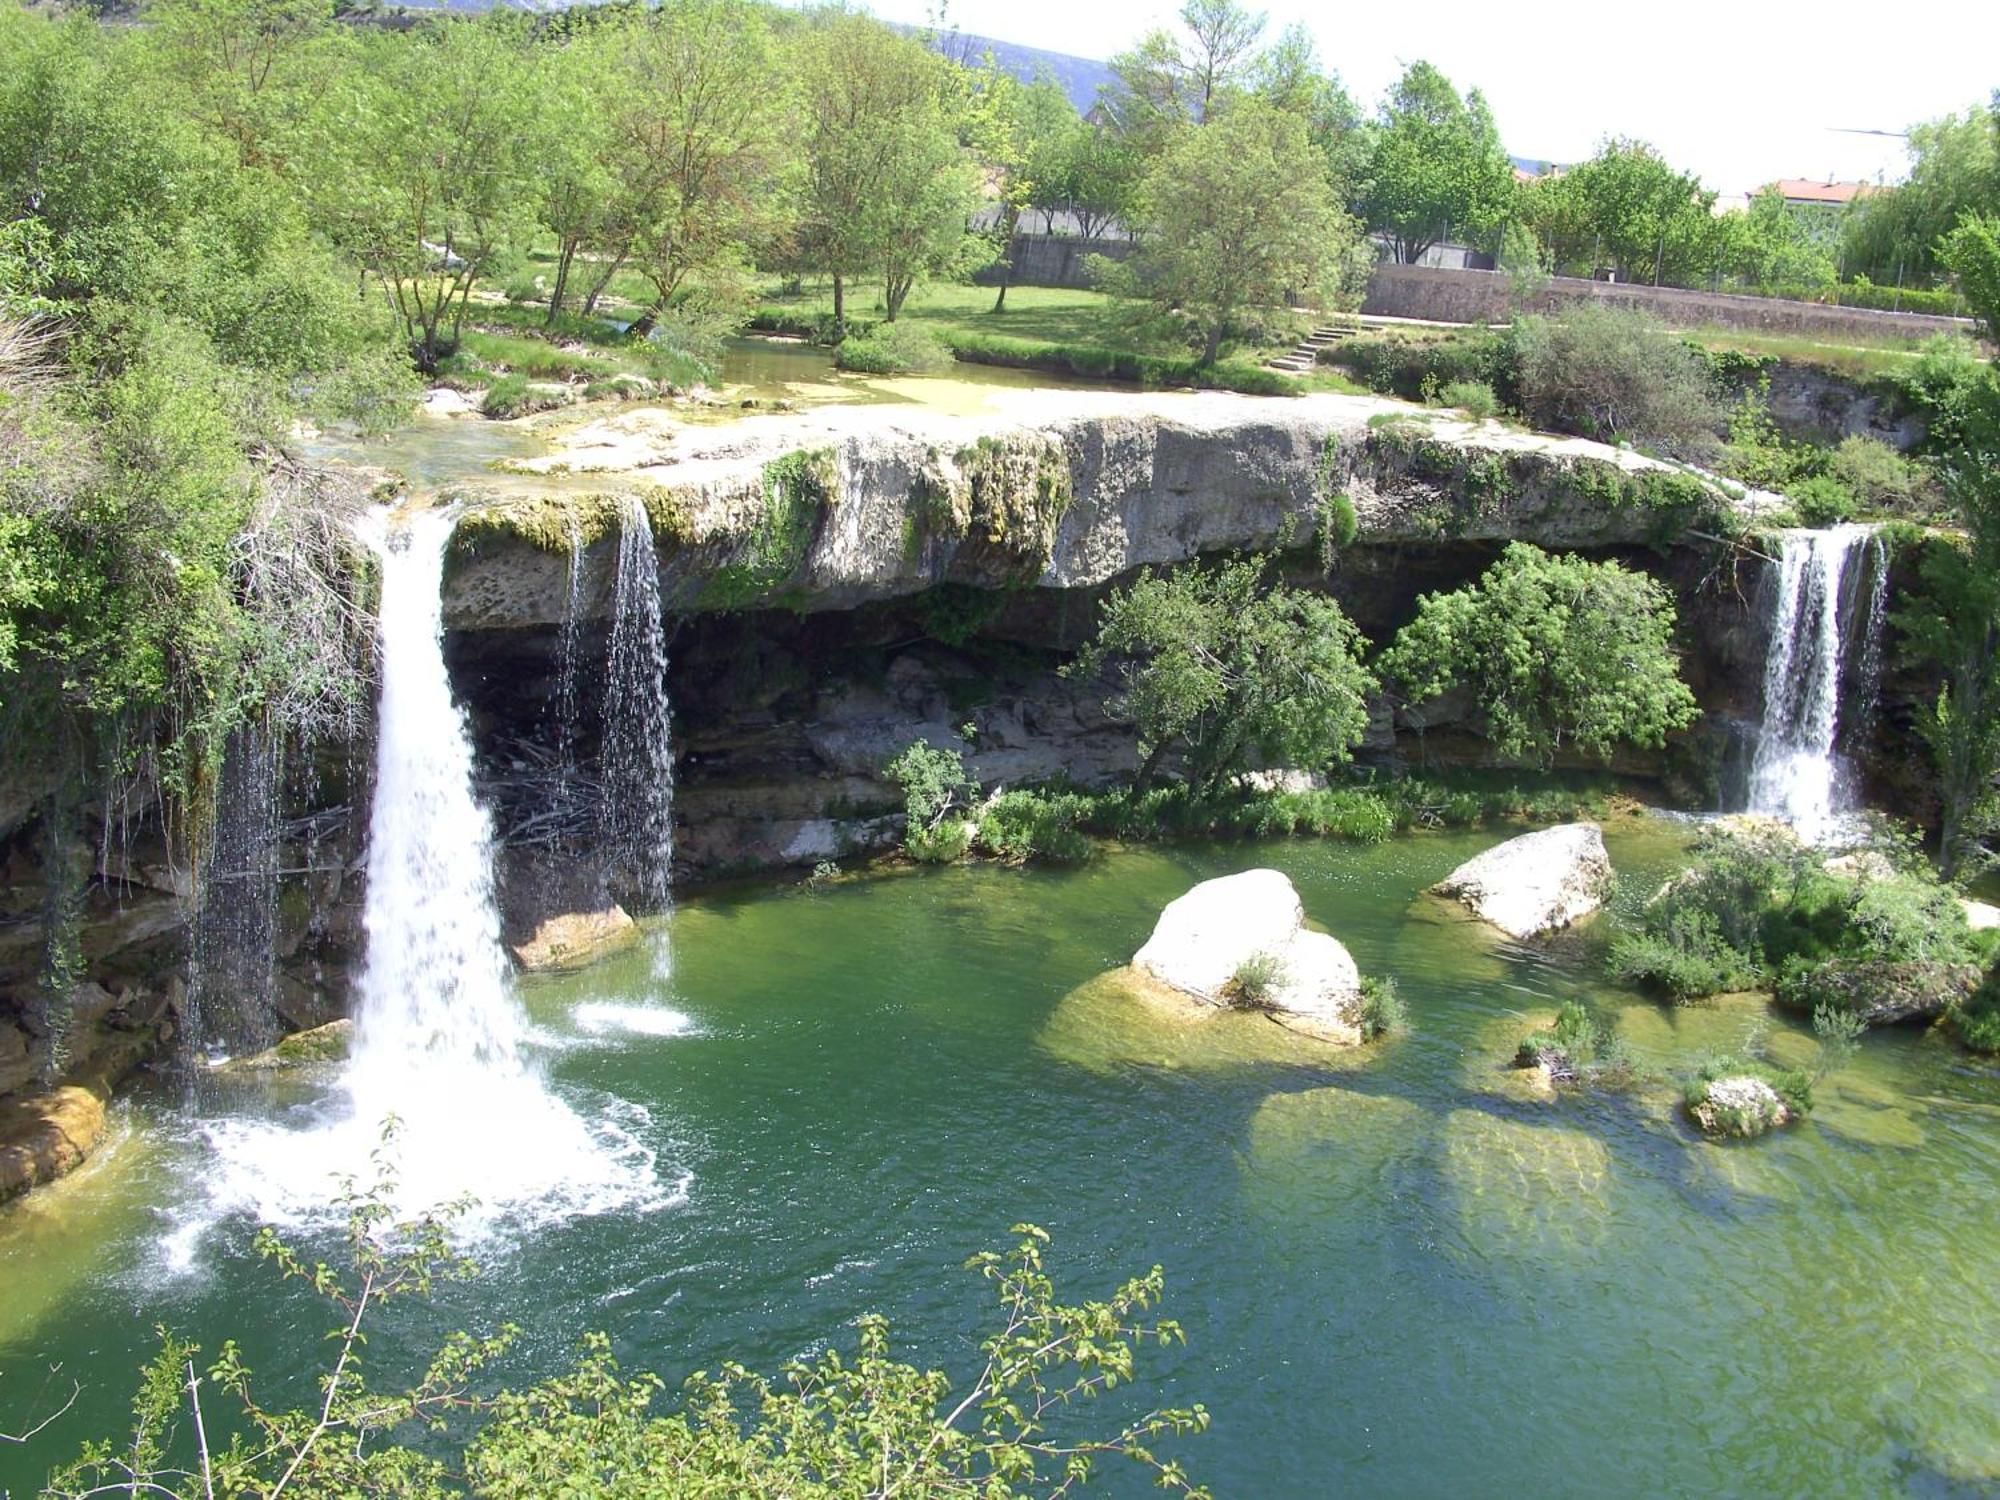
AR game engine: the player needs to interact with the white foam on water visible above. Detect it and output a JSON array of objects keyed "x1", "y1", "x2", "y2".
[
  {"x1": 573, "y1": 1001, "x2": 700, "y2": 1039},
  {"x1": 174, "y1": 508, "x2": 673, "y2": 1252}
]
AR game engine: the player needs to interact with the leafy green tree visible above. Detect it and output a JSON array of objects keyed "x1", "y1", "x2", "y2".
[
  {"x1": 1719, "y1": 187, "x2": 1838, "y2": 290},
  {"x1": 316, "y1": 21, "x2": 540, "y2": 369},
  {"x1": 887, "y1": 737, "x2": 978, "y2": 863},
  {"x1": 142, "y1": 0, "x2": 345, "y2": 171},
  {"x1": 615, "y1": 0, "x2": 794, "y2": 331},
  {"x1": 1100, "y1": 0, "x2": 1265, "y2": 149},
  {"x1": 41, "y1": 1146, "x2": 1210, "y2": 1498},
  {"x1": 1903, "y1": 217, "x2": 2000, "y2": 879},
  {"x1": 1069, "y1": 556, "x2": 1376, "y2": 795},
  {"x1": 525, "y1": 25, "x2": 622, "y2": 324},
  {"x1": 1248, "y1": 23, "x2": 1367, "y2": 197},
  {"x1": 1378, "y1": 542, "x2": 1700, "y2": 764},
  {"x1": 1520, "y1": 138, "x2": 1723, "y2": 286},
  {"x1": 793, "y1": 12, "x2": 978, "y2": 333},
  {"x1": 1118, "y1": 100, "x2": 1360, "y2": 364},
  {"x1": 1843, "y1": 98, "x2": 1999, "y2": 286},
  {"x1": 1359, "y1": 61, "x2": 1515, "y2": 264}
]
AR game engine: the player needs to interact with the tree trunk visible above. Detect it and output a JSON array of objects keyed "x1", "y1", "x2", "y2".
[
  {"x1": 1199, "y1": 323, "x2": 1225, "y2": 368},
  {"x1": 546, "y1": 240, "x2": 577, "y2": 327},
  {"x1": 1131, "y1": 739, "x2": 1174, "y2": 796},
  {"x1": 832, "y1": 273, "x2": 846, "y2": 339},
  {"x1": 579, "y1": 248, "x2": 628, "y2": 318}
]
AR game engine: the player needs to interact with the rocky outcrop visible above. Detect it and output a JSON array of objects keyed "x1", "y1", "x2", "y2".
[
  {"x1": 1687, "y1": 1075, "x2": 1795, "y2": 1139},
  {"x1": 509, "y1": 906, "x2": 641, "y2": 973},
  {"x1": 1430, "y1": 823, "x2": 1615, "y2": 938},
  {"x1": 1132, "y1": 869, "x2": 1365, "y2": 1043},
  {"x1": 440, "y1": 389, "x2": 1763, "y2": 630},
  {"x1": 221, "y1": 1018, "x2": 354, "y2": 1072},
  {"x1": 0, "y1": 1022, "x2": 156, "y2": 1203},
  {"x1": 1780, "y1": 958, "x2": 1981, "y2": 1027}
]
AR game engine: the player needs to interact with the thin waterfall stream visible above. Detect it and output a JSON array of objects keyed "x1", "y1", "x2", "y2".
[
  {"x1": 1744, "y1": 524, "x2": 1886, "y2": 842},
  {"x1": 600, "y1": 496, "x2": 676, "y2": 973}
]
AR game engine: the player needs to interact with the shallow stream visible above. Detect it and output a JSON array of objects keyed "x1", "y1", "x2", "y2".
[{"x1": 3, "y1": 825, "x2": 1998, "y2": 1495}]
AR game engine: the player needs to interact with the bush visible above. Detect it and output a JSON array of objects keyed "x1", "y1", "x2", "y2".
[
  {"x1": 1438, "y1": 378, "x2": 1500, "y2": 421},
  {"x1": 1325, "y1": 327, "x2": 1518, "y2": 406},
  {"x1": 1512, "y1": 303, "x2": 1726, "y2": 458},
  {"x1": 1223, "y1": 951, "x2": 1287, "y2": 1008},
  {"x1": 976, "y1": 788, "x2": 1095, "y2": 864},
  {"x1": 1357, "y1": 975, "x2": 1406, "y2": 1038},
  {"x1": 1787, "y1": 474, "x2": 1858, "y2": 526},
  {"x1": 481, "y1": 373, "x2": 568, "y2": 419},
  {"x1": 1683, "y1": 1055, "x2": 1813, "y2": 1136},
  {"x1": 1897, "y1": 334, "x2": 1987, "y2": 454},
  {"x1": 1828, "y1": 435, "x2": 1928, "y2": 514},
  {"x1": 942, "y1": 328, "x2": 1302, "y2": 396},
  {"x1": 835, "y1": 322, "x2": 953, "y2": 375},
  {"x1": 887, "y1": 738, "x2": 978, "y2": 863}
]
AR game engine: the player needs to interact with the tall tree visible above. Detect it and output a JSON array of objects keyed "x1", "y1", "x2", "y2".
[
  {"x1": 1522, "y1": 138, "x2": 1723, "y2": 285},
  {"x1": 615, "y1": 0, "x2": 793, "y2": 331},
  {"x1": 1358, "y1": 61, "x2": 1515, "y2": 264},
  {"x1": 1249, "y1": 23, "x2": 1366, "y2": 197},
  {"x1": 1099, "y1": 0, "x2": 1265, "y2": 149},
  {"x1": 1119, "y1": 99, "x2": 1359, "y2": 364},
  {"x1": 793, "y1": 12, "x2": 974, "y2": 332},
  {"x1": 1844, "y1": 98, "x2": 1999, "y2": 286}
]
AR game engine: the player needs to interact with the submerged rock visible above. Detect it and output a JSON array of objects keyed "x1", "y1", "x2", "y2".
[
  {"x1": 510, "y1": 906, "x2": 641, "y2": 973},
  {"x1": 1132, "y1": 869, "x2": 1364, "y2": 1043},
  {"x1": 1430, "y1": 823, "x2": 1614, "y2": 938},
  {"x1": 222, "y1": 1019, "x2": 354, "y2": 1072},
  {"x1": 1687, "y1": 1075, "x2": 1794, "y2": 1139}
]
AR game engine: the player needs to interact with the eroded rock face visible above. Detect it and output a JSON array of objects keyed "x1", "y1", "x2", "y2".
[
  {"x1": 1133, "y1": 869, "x2": 1364, "y2": 1043},
  {"x1": 442, "y1": 389, "x2": 1763, "y2": 630},
  {"x1": 1784, "y1": 958, "x2": 1981, "y2": 1027},
  {"x1": 1431, "y1": 823, "x2": 1615, "y2": 938},
  {"x1": 222, "y1": 1018, "x2": 354, "y2": 1072}
]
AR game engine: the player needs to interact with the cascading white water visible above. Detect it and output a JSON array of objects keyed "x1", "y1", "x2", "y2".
[
  {"x1": 600, "y1": 496, "x2": 676, "y2": 939},
  {"x1": 193, "y1": 508, "x2": 671, "y2": 1240},
  {"x1": 1745, "y1": 524, "x2": 1882, "y2": 843}
]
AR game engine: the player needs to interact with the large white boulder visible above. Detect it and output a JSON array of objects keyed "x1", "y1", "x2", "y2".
[
  {"x1": 1431, "y1": 823, "x2": 1614, "y2": 939},
  {"x1": 1962, "y1": 898, "x2": 2000, "y2": 933},
  {"x1": 1133, "y1": 869, "x2": 1363, "y2": 1042}
]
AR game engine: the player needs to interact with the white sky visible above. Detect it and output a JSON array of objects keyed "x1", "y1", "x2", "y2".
[{"x1": 848, "y1": 0, "x2": 2000, "y2": 197}]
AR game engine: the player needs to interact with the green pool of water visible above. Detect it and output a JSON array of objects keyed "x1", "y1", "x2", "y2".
[{"x1": 4, "y1": 824, "x2": 1999, "y2": 1495}]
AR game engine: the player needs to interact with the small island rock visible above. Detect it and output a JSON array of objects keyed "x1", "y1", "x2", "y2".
[
  {"x1": 510, "y1": 905, "x2": 641, "y2": 973},
  {"x1": 1133, "y1": 869, "x2": 1364, "y2": 1043},
  {"x1": 1431, "y1": 823, "x2": 1614, "y2": 938},
  {"x1": 1687, "y1": 1075, "x2": 1794, "y2": 1139}
]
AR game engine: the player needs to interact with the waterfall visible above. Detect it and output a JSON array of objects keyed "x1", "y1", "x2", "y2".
[
  {"x1": 600, "y1": 496, "x2": 676, "y2": 923},
  {"x1": 551, "y1": 512, "x2": 588, "y2": 845},
  {"x1": 1745, "y1": 524, "x2": 1884, "y2": 842},
  {"x1": 193, "y1": 507, "x2": 668, "y2": 1238}
]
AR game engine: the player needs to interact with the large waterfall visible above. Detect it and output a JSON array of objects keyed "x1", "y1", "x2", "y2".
[
  {"x1": 1745, "y1": 524, "x2": 1885, "y2": 843},
  {"x1": 195, "y1": 508, "x2": 667, "y2": 1237}
]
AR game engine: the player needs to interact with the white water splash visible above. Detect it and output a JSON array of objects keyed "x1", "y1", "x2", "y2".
[
  {"x1": 1746, "y1": 525, "x2": 1883, "y2": 843},
  {"x1": 573, "y1": 1001, "x2": 699, "y2": 1039},
  {"x1": 192, "y1": 509, "x2": 670, "y2": 1241}
]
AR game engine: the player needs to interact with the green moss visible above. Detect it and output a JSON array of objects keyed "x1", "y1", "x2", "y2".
[
  {"x1": 697, "y1": 446, "x2": 838, "y2": 609},
  {"x1": 951, "y1": 434, "x2": 1075, "y2": 580},
  {"x1": 450, "y1": 492, "x2": 626, "y2": 555}
]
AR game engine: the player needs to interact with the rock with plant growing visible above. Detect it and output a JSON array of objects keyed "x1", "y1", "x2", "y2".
[
  {"x1": 1430, "y1": 823, "x2": 1615, "y2": 939},
  {"x1": 1683, "y1": 1061, "x2": 1812, "y2": 1140},
  {"x1": 1130, "y1": 869, "x2": 1374, "y2": 1044}
]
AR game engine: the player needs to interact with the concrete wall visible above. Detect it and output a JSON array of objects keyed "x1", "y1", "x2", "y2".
[
  {"x1": 1361, "y1": 263, "x2": 1977, "y2": 343},
  {"x1": 974, "y1": 233, "x2": 1133, "y2": 290}
]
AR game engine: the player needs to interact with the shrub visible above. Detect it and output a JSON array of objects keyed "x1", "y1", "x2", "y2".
[
  {"x1": 1897, "y1": 334, "x2": 1987, "y2": 454},
  {"x1": 1512, "y1": 304, "x2": 1726, "y2": 458},
  {"x1": 1787, "y1": 474, "x2": 1857, "y2": 526},
  {"x1": 835, "y1": 322, "x2": 952, "y2": 375},
  {"x1": 1224, "y1": 951, "x2": 1288, "y2": 1008},
  {"x1": 1828, "y1": 434, "x2": 1929, "y2": 514},
  {"x1": 480, "y1": 374, "x2": 569, "y2": 419},
  {"x1": 940, "y1": 328, "x2": 1303, "y2": 397},
  {"x1": 1357, "y1": 974, "x2": 1406, "y2": 1038},
  {"x1": 975, "y1": 788, "x2": 1095, "y2": 865},
  {"x1": 1438, "y1": 378, "x2": 1500, "y2": 421},
  {"x1": 886, "y1": 738, "x2": 978, "y2": 864}
]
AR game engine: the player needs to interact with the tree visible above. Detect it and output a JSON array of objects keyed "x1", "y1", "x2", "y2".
[
  {"x1": 1248, "y1": 23, "x2": 1367, "y2": 197},
  {"x1": 142, "y1": 0, "x2": 344, "y2": 171},
  {"x1": 1119, "y1": 100, "x2": 1360, "y2": 364},
  {"x1": 614, "y1": 0, "x2": 794, "y2": 332},
  {"x1": 316, "y1": 21, "x2": 539, "y2": 369},
  {"x1": 1520, "y1": 138, "x2": 1723, "y2": 286},
  {"x1": 1378, "y1": 543, "x2": 1700, "y2": 765},
  {"x1": 1720, "y1": 187, "x2": 1839, "y2": 290},
  {"x1": 1099, "y1": 0, "x2": 1265, "y2": 149},
  {"x1": 527, "y1": 26, "x2": 621, "y2": 324},
  {"x1": 1359, "y1": 61, "x2": 1515, "y2": 264},
  {"x1": 1069, "y1": 556, "x2": 1376, "y2": 795},
  {"x1": 1905, "y1": 216, "x2": 2000, "y2": 879},
  {"x1": 39, "y1": 1149, "x2": 1211, "y2": 1497},
  {"x1": 793, "y1": 12, "x2": 976, "y2": 332},
  {"x1": 1843, "y1": 98, "x2": 1999, "y2": 286}
]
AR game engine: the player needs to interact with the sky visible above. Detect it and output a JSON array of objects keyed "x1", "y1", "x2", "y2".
[{"x1": 846, "y1": 0, "x2": 2000, "y2": 198}]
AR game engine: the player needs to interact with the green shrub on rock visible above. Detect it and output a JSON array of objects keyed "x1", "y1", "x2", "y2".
[
  {"x1": 1357, "y1": 975, "x2": 1407, "y2": 1039},
  {"x1": 887, "y1": 739, "x2": 978, "y2": 864},
  {"x1": 1683, "y1": 1057, "x2": 1811, "y2": 1138}
]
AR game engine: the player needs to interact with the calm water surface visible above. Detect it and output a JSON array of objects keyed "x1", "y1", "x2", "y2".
[{"x1": 4, "y1": 825, "x2": 1998, "y2": 1497}]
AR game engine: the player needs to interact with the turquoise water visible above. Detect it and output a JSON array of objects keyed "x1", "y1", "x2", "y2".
[{"x1": 4, "y1": 825, "x2": 1999, "y2": 1496}]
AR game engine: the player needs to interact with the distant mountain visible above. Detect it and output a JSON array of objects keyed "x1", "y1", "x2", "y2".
[{"x1": 924, "y1": 29, "x2": 1116, "y2": 115}]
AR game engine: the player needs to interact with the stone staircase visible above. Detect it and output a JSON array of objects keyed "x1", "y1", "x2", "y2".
[{"x1": 1265, "y1": 323, "x2": 1353, "y2": 375}]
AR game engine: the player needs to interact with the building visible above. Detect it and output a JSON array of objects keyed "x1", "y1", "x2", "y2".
[{"x1": 1765, "y1": 178, "x2": 1876, "y2": 242}]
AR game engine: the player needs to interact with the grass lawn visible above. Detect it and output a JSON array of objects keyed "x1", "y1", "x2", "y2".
[{"x1": 1680, "y1": 324, "x2": 1968, "y2": 383}]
